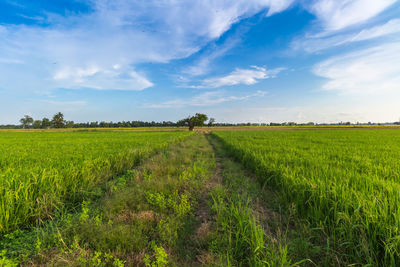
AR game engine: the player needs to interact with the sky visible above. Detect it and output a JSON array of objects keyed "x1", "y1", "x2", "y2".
[{"x1": 0, "y1": 0, "x2": 399, "y2": 124}]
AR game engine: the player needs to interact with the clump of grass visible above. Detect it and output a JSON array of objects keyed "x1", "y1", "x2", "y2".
[
  {"x1": 210, "y1": 185, "x2": 304, "y2": 266},
  {"x1": 144, "y1": 242, "x2": 169, "y2": 267},
  {"x1": 212, "y1": 196, "x2": 269, "y2": 265}
]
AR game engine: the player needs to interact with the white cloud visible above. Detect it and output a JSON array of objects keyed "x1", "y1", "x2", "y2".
[
  {"x1": 265, "y1": 0, "x2": 295, "y2": 15},
  {"x1": 194, "y1": 66, "x2": 284, "y2": 88},
  {"x1": 308, "y1": 0, "x2": 396, "y2": 31},
  {"x1": 4, "y1": 0, "x2": 25, "y2": 8},
  {"x1": 292, "y1": 19, "x2": 400, "y2": 53},
  {"x1": 0, "y1": 0, "x2": 293, "y2": 93},
  {"x1": 149, "y1": 90, "x2": 266, "y2": 108},
  {"x1": 313, "y1": 42, "x2": 400, "y2": 94},
  {"x1": 53, "y1": 65, "x2": 153, "y2": 91},
  {"x1": 351, "y1": 18, "x2": 400, "y2": 41},
  {"x1": 53, "y1": 65, "x2": 101, "y2": 82},
  {"x1": 172, "y1": 0, "x2": 294, "y2": 39}
]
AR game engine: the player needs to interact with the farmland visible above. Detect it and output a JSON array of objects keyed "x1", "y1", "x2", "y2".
[
  {"x1": 213, "y1": 129, "x2": 400, "y2": 265},
  {"x1": 1, "y1": 128, "x2": 400, "y2": 266},
  {"x1": 0, "y1": 130, "x2": 191, "y2": 234}
]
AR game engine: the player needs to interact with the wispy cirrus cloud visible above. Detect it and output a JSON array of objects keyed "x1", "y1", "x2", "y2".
[
  {"x1": 351, "y1": 18, "x2": 400, "y2": 41},
  {"x1": 306, "y1": 0, "x2": 396, "y2": 31},
  {"x1": 293, "y1": 18, "x2": 400, "y2": 53},
  {"x1": 192, "y1": 66, "x2": 284, "y2": 88},
  {"x1": 313, "y1": 42, "x2": 400, "y2": 94},
  {"x1": 183, "y1": 36, "x2": 240, "y2": 77},
  {"x1": 292, "y1": 0, "x2": 399, "y2": 54},
  {"x1": 149, "y1": 90, "x2": 266, "y2": 108}
]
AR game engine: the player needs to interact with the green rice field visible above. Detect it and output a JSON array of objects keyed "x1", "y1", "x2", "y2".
[
  {"x1": 213, "y1": 129, "x2": 400, "y2": 265},
  {"x1": 0, "y1": 131, "x2": 190, "y2": 234},
  {"x1": 1, "y1": 128, "x2": 400, "y2": 266}
]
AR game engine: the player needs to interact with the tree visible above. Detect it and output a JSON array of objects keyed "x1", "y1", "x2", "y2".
[
  {"x1": 177, "y1": 113, "x2": 208, "y2": 131},
  {"x1": 208, "y1": 118, "x2": 215, "y2": 127},
  {"x1": 52, "y1": 112, "x2": 65, "y2": 128},
  {"x1": 20, "y1": 115, "x2": 33, "y2": 128},
  {"x1": 32, "y1": 120, "x2": 42, "y2": 129},
  {"x1": 66, "y1": 121, "x2": 75, "y2": 128},
  {"x1": 41, "y1": 118, "x2": 51, "y2": 129}
]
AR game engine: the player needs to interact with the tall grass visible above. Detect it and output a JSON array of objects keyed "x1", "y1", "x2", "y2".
[
  {"x1": 0, "y1": 131, "x2": 190, "y2": 234},
  {"x1": 213, "y1": 129, "x2": 400, "y2": 265}
]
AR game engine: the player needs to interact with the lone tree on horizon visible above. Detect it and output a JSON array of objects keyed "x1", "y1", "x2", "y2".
[{"x1": 177, "y1": 113, "x2": 208, "y2": 131}]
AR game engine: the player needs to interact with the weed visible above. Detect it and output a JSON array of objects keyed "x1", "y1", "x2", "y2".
[{"x1": 144, "y1": 242, "x2": 169, "y2": 267}]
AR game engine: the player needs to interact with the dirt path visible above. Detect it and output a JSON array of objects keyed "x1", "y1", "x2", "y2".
[{"x1": 188, "y1": 136, "x2": 224, "y2": 265}]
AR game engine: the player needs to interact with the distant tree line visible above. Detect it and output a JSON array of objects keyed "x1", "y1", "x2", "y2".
[
  {"x1": 1, "y1": 112, "x2": 215, "y2": 130},
  {"x1": 1, "y1": 112, "x2": 399, "y2": 129},
  {"x1": 17, "y1": 112, "x2": 70, "y2": 129}
]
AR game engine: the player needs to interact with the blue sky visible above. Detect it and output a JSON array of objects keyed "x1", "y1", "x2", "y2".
[{"x1": 1, "y1": 0, "x2": 399, "y2": 124}]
